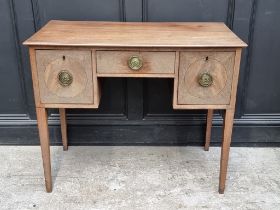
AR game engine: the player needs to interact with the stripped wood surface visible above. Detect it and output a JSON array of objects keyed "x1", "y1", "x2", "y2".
[
  {"x1": 23, "y1": 21, "x2": 247, "y2": 47},
  {"x1": 25, "y1": 21, "x2": 245, "y2": 193}
]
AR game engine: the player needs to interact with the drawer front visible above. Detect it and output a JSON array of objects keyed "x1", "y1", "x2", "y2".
[
  {"x1": 178, "y1": 51, "x2": 235, "y2": 105},
  {"x1": 36, "y1": 50, "x2": 93, "y2": 104},
  {"x1": 96, "y1": 51, "x2": 175, "y2": 75}
]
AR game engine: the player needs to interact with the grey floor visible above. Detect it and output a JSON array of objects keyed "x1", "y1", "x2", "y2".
[{"x1": 0, "y1": 146, "x2": 280, "y2": 210}]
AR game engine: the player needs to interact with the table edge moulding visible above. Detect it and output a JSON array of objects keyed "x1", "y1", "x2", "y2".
[{"x1": 23, "y1": 20, "x2": 247, "y2": 194}]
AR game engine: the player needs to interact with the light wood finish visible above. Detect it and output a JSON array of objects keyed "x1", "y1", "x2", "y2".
[
  {"x1": 172, "y1": 51, "x2": 180, "y2": 106},
  {"x1": 29, "y1": 48, "x2": 42, "y2": 107},
  {"x1": 23, "y1": 21, "x2": 247, "y2": 48},
  {"x1": 92, "y1": 50, "x2": 101, "y2": 106},
  {"x1": 24, "y1": 21, "x2": 246, "y2": 193},
  {"x1": 36, "y1": 50, "x2": 94, "y2": 104},
  {"x1": 177, "y1": 51, "x2": 235, "y2": 105},
  {"x1": 36, "y1": 107, "x2": 52, "y2": 192},
  {"x1": 97, "y1": 73, "x2": 174, "y2": 78},
  {"x1": 59, "y1": 108, "x2": 68, "y2": 151},
  {"x1": 219, "y1": 49, "x2": 242, "y2": 194},
  {"x1": 29, "y1": 46, "x2": 239, "y2": 52},
  {"x1": 42, "y1": 103, "x2": 99, "y2": 109},
  {"x1": 204, "y1": 109, "x2": 214, "y2": 151},
  {"x1": 173, "y1": 104, "x2": 228, "y2": 110},
  {"x1": 96, "y1": 51, "x2": 175, "y2": 75},
  {"x1": 219, "y1": 109, "x2": 235, "y2": 194},
  {"x1": 229, "y1": 49, "x2": 242, "y2": 109}
]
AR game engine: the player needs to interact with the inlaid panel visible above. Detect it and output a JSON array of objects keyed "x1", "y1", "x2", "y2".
[
  {"x1": 177, "y1": 51, "x2": 235, "y2": 105},
  {"x1": 36, "y1": 50, "x2": 93, "y2": 104}
]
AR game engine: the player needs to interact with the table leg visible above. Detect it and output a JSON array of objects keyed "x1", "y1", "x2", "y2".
[
  {"x1": 219, "y1": 109, "x2": 234, "y2": 194},
  {"x1": 36, "y1": 107, "x2": 52, "y2": 192},
  {"x1": 204, "y1": 109, "x2": 214, "y2": 151},
  {"x1": 59, "y1": 108, "x2": 68, "y2": 151}
]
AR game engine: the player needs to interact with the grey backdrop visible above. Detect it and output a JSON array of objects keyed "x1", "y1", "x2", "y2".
[{"x1": 1, "y1": 0, "x2": 280, "y2": 146}]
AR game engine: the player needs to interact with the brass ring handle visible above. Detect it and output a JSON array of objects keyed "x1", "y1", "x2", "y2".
[
  {"x1": 198, "y1": 72, "x2": 213, "y2": 87},
  {"x1": 128, "y1": 55, "x2": 143, "y2": 70},
  {"x1": 58, "y1": 70, "x2": 73, "y2": 87}
]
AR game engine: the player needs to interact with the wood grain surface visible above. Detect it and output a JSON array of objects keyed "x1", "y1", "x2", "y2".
[
  {"x1": 36, "y1": 107, "x2": 52, "y2": 192},
  {"x1": 177, "y1": 51, "x2": 235, "y2": 105},
  {"x1": 204, "y1": 109, "x2": 214, "y2": 151},
  {"x1": 25, "y1": 21, "x2": 245, "y2": 194},
  {"x1": 96, "y1": 51, "x2": 175, "y2": 75},
  {"x1": 36, "y1": 50, "x2": 94, "y2": 104},
  {"x1": 59, "y1": 108, "x2": 68, "y2": 151},
  {"x1": 23, "y1": 21, "x2": 247, "y2": 47}
]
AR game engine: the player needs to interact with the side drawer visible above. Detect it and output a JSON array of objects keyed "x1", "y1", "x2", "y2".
[
  {"x1": 177, "y1": 51, "x2": 235, "y2": 105},
  {"x1": 36, "y1": 50, "x2": 94, "y2": 104},
  {"x1": 96, "y1": 51, "x2": 175, "y2": 75}
]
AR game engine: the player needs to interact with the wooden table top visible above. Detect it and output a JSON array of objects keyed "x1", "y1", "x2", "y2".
[{"x1": 24, "y1": 20, "x2": 247, "y2": 48}]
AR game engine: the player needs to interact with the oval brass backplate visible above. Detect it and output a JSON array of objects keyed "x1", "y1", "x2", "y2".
[
  {"x1": 198, "y1": 72, "x2": 213, "y2": 87},
  {"x1": 128, "y1": 55, "x2": 143, "y2": 70},
  {"x1": 58, "y1": 70, "x2": 73, "y2": 87}
]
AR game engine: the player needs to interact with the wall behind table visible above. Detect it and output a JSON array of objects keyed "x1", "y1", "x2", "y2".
[{"x1": 1, "y1": 0, "x2": 280, "y2": 146}]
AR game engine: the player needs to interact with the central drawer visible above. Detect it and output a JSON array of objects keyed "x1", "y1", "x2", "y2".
[{"x1": 96, "y1": 51, "x2": 175, "y2": 75}]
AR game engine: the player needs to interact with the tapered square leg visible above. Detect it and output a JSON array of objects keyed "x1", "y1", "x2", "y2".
[
  {"x1": 204, "y1": 109, "x2": 214, "y2": 151},
  {"x1": 219, "y1": 109, "x2": 235, "y2": 194},
  {"x1": 59, "y1": 108, "x2": 68, "y2": 151},
  {"x1": 36, "y1": 107, "x2": 52, "y2": 193}
]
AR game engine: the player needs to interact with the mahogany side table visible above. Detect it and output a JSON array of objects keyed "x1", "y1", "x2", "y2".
[{"x1": 24, "y1": 21, "x2": 247, "y2": 193}]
